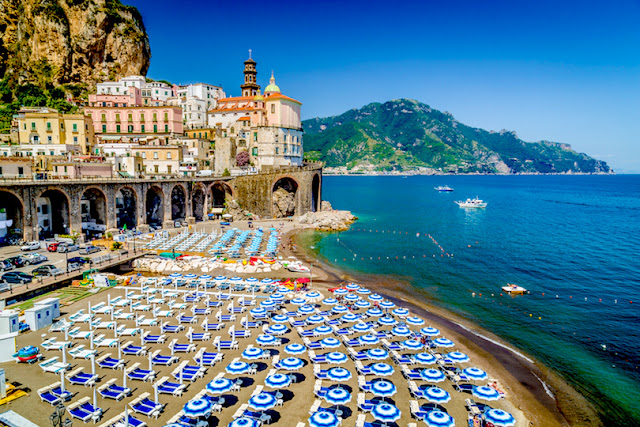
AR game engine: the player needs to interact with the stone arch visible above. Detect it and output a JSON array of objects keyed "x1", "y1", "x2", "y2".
[
  {"x1": 272, "y1": 176, "x2": 299, "y2": 218},
  {"x1": 171, "y1": 184, "x2": 187, "y2": 220},
  {"x1": 0, "y1": 189, "x2": 24, "y2": 243},
  {"x1": 146, "y1": 185, "x2": 164, "y2": 226},
  {"x1": 116, "y1": 186, "x2": 138, "y2": 230},
  {"x1": 36, "y1": 188, "x2": 71, "y2": 238},
  {"x1": 210, "y1": 181, "x2": 233, "y2": 209},
  {"x1": 81, "y1": 187, "x2": 107, "y2": 237},
  {"x1": 192, "y1": 184, "x2": 206, "y2": 222},
  {"x1": 311, "y1": 173, "x2": 321, "y2": 213}
]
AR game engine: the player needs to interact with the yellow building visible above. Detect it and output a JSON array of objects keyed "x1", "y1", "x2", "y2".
[
  {"x1": 184, "y1": 127, "x2": 216, "y2": 140},
  {"x1": 131, "y1": 140, "x2": 184, "y2": 175},
  {"x1": 13, "y1": 107, "x2": 95, "y2": 155}
]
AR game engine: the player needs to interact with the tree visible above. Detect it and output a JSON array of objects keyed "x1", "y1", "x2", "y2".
[
  {"x1": 236, "y1": 150, "x2": 249, "y2": 167},
  {"x1": 222, "y1": 168, "x2": 231, "y2": 177}
]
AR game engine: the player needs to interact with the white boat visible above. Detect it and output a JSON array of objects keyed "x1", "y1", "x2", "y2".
[
  {"x1": 502, "y1": 284, "x2": 529, "y2": 295},
  {"x1": 287, "y1": 264, "x2": 310, "y2": 273},
  {"x1": 435, "y1": 186, "x2": 454, "y2": 192},
  {"x1": 455, "y1": 197, "x2": 487, "y2": 208}
]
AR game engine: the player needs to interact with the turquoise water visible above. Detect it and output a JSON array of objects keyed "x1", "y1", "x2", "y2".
[{"x1": 311, "y1": 175, "x2": 640, "y2": 425}]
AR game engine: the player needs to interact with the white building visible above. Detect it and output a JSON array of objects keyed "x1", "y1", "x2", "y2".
[
  {"x1": 170, "y1": 83, "x2": 226, "y2": 129},
  {"x1": 96, "y1": 75, "x2": 174, "y2": 103}
]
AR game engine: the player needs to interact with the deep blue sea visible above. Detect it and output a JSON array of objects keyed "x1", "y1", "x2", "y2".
[{"x1": 307, "y1": 175, "x2": 640, "y2": 425}]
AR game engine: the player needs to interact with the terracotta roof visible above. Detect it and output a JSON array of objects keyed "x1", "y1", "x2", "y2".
[
  {"x1": 265, "y1": 93, "x2": 302, "y2": 104},
  {"x1": 237, "y1": 117, "x2": 250, "y2": 121}
]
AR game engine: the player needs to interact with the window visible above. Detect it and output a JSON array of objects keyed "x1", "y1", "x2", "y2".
[
  {"x1": 167, "y1": 165, "x2": 172, "y2": 173},
  {"x1": 42, "y1": 205, "x2": 48, "y2": 214},
  {"x1": 167, "y1": 152, "x2": 172, "y2": 160},
  {"x1": 284, "y1": 134, "x2": 287, "y2": 142},
  {"x1": 115, "y1": 114, "x2": 120, "y2": 122},
  {"x1": 31, "y1": 122, "x2": 36, "y2": 129},
  {"x1": 128, "y1": 125, "x2": 133, "y2": 133},
  {"x1": 204, "y1": 132, "x2": 208, "y2": 139},
  {"x1": 128, "y1": 113, "x2": 133, "y2": 122},
  {"x1": 18, "y1": 167, "x2": 23, "y2": 175},
  {"x1": 154, "y1": 165, "x2": 159, "y2": 173},
  {"x1": 116, "y1": 125, "x2": 121, "y2": 133},
  {"x1": 164, "y1": 125, "x2": 168, "y2": 132},
  {"x1": 153, "y1": 113, "x2": 157, "y2": 122},
  {"x1": 64, "y1": 166, "x2": 67, "y2": 173},
  {"x1": 154, "y1": 125, "x2": 157, "y2": 133},
  {"x1": 164, "y1": 112, "x2": 169, "y2": 121},
  {"x1": 252, "y1": 147, "x2": 258, "y2": 156},
  {"x1": 47, "y1": 136, "x2": 52, "y2": 143},
  {"x1": 73, "y1": 136, "x2": 78, "y2": 143},
  {"x1": 101, "y1": 113, "x2": 106, "y2": 122},
  {"x1": 72, "y1": 123, "x2": 77, "y2": 132},
  {"x1": 141, "y1": 152, "x2": 146, "y2": 159},
  {"x1": 276, "y1": 147, "x2": 279, "y2": 154},
  {"x1": 153, "y1": 152, "x2": 158, "y2": 159},
  {"x1": 271, "y1": 104, "x2": 275, "y2": 114},
  {"x1": 140, "y1": 113, "x2": 145, "y2": 121},
  {"x1": 102, "y1": 125, "x2": 107, "y2": 133},
  {"x1": 141, "y1": 124, "x2": 145, "y2": 133},
  {"x1": 254, "y1": 132, "x2": 257, "y2": 142},
  {"x1": 46, "y1": 122, "x2": 51, "y2": 130},
  {"x1": 0, "y1": 167, "x2": 3, "y2": 175}
]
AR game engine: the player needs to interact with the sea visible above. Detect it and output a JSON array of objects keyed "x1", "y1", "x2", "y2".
[{"x1": 301, "y1": 174, "x2": 640, "y2": 425}]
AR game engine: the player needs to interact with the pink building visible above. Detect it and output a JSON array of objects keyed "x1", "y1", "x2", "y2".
[
  {"x1": 88, "y1": 87, "x2": 142, "y2": 107},
  {"x1": 84, "y1": 106, "x2": 184, "y2": 142},
  {"x1": 50, "y1": 156, "x2": 114, "y2": 178}
]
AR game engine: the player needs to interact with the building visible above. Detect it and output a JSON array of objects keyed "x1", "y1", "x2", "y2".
[
  {"x1": 49, "y1": 156, "x2": 114, "y2": 179},
  {"x1": 105, "y1": 153, "x2": 145, "y2": 178},
  {"x1": 184, "y1": 127, "x2": 216, "y2": 140},
  {"x1": 170, "y1": 83, "x2": 226, "y2": 129},
  {"x1": 209, "y1": 55, "x2": 304, "y2": 173},
  {"x1": 131, "y1": 139, "x2": 184, "y2": 176},
  {"x1": 11, "y1": 107, "x2": 95, "y2": 155},
  {"x1": 0, "y1": 157, "x2": 33, "y2": 178},
  {"x1": 96, "y1": 75, "x2": 174, "y2": 104},
  {"x1": 175, "y1": 137, "x2": 214, "y2": 176}
]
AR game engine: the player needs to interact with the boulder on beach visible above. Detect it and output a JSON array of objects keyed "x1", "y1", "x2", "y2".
[{"x1": 297, "y1": 208, "x2": 357, "y2": 231}]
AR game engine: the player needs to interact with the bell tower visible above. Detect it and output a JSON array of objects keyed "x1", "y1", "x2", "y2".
[{"x1": 241, "y1": 49, "x2": 260, "y2": 97}]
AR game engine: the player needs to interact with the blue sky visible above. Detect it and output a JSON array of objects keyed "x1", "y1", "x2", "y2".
[{"x1": 128, "y1": 0, "x2": 640, "y2": 172}]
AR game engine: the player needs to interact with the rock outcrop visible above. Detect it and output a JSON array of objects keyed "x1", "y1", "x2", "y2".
[
  {"x1": 297, "y1": 207, "x2": 357, "y2": 232},
  {"x1": 272, "y1": 188, "x2": 296, "y2": 218},
  {"x1": 0, "y1": 0, "x2": 151, "y2": 86}
]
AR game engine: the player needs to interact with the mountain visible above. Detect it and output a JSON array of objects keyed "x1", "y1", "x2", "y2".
[{"x1": 303, "y1": 99, "x2": 612, "y2": 174}]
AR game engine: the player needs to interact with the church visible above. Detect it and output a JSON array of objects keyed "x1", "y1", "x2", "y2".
[{"x1": 210, "y1": 53, "x2": 304, "y2": 173}]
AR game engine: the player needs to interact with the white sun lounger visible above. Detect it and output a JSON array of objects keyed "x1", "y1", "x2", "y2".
[
  {"x1": 68, "y1": 345, "x2": 97, "y2": 359},
  {"x1": 40, "y1": 357, "x2": 70, "y2": 373},
  {"x1": 116, "y1": 325, "x2": 141, "y2": 336},
  {"x1": 113, "y1": 310, "x2": 135, "y2": 320},
  {"x1": 136, "y1": 316, "x2": 158, "y2": 326},
  {"x1": 94, "y1": 334, "x2": 119, "y2": 347}
]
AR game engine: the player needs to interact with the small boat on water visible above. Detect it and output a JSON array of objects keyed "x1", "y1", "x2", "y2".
[
  {"x1": 502, "y1": 284, "x2": 529, "y2": 295},
  {"x1": 455, "y1": 197, "x2": 487, "y2": 208},
  {"x1": 435, "y1": 186, "x2": 454, "y2": 192}
]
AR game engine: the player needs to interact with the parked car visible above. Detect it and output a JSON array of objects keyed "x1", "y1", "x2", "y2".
[
  {"x1": 22, "y1": 253, "x2": 48, "y2": 265},
  {"x1": 6, "y1": 256, "x2": 25, "y2": 268},
  {"x1": 31, "y1": 264, "x2": 63, "y2": 277},
  {"x1": 20, "y1": 241, "x2": 41, "y2": 251},
  {"x1": 0, "y1": 260, "x2": 14, "y2": 272},
  {"x1": 67, "y1": 262, "x2": 82, "y2": 272},
  {"x1": 1, "y1": 271, "x2": 33, "y2": 284},
  {"x1": 47, "y1": 242, "x2": 61, "y2": 252},
  {"x1": 79, "y1": 245, "x2": 100, "y2": 255},
  {"x1": 68, "y1": 257, "x2": 89, "y2": 265},
  {"x1": 57, "y1": 243, "x2": 79, "y2": 253}
]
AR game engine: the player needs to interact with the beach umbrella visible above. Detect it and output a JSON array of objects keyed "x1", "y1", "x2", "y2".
[
  {"x1": 271, "y1": 314, "x2": 289, "y2": 323},
  {"x1": 215, "y1": 276, "x2": 227, "y2": 282},
  {"x1": 279, "y1": 357, "x2": 304, "y2": 371},
  {"x1": 378, "y1": 317, "x2": 396, "y2": 326},
  {"x1": 326, "y1": 351, "x2": 348, "y2": 364},
  {"x1": 226, "y1": 361, "x2": 251, "y2": 375},
  {"x1": 353, "y1": 322, "x2": 372, "y2": 333},
  {"x1": 340, "y1": 313, "x2": 359, "y2": 323},
  {"x1": 463, "y1": 367, "x2": 488, "y2": 381},
  {"x1": 406, "y1": 316, "x2": 425, "y2": 326},
  {"x1": 424, "y1": 410, "x2": 455, "y2": 427},
  {"x1": 421, "y1": 368, "x2": 446, "y2": 383},
  {"x1": 472, "y1": 385, "x2": 502, "y2": 401},
  {"x1": 256, "y1": 334, "x2": 278, "y2": 346},
  {"x1": 369, "y1": 380, "x2": 397, "y2": 398},
  {"x1": 284, "y1": 343, "x2": 307, "y2": 355},
  {"x1": 229, "y1": 417, "x2": 260, "y2": 427},
  {"x1": 230, "y1": 277, "x2": 243, "y2": 282},
  {"x1": 169, "y1": 273, "x2": 182, "y2": 278},
  {"x1": 333, "y1": 288, "x2": 348, "y2": 296},
  {"x1": 314, "y1": 325, "x2": 333, "y2": 335},
  {"x1": 324, "y1": 387, "x2": 352, "y2": 405},
  {"x1": 366, "y1": 348, "x2": 389, "y2": 360},
  {"x1": 446, "y1": 351, "x2": 470, "y2": 363},
  {"x1": 308, "y1": 411, "x2": 341, "y2": 427},
  {"x1": 344, "y1": 294, "x2": 359, "y2": 302},
  {"x1": 260, "y1": 278, "x2": 273, "y2": 284},
  {"x1": 325, "y1": 367, "x2": 352, "y2": 382},
  {"x1": 245, "y1": 277, "x2": 258, "y2": 284},
  {"x1": 270, "y1": 293, "x2": 285, "y2": 302},
  {"x1": 260, "y1": 300, "x2": 276, "y2": 309},
  {"x1": 391, "y1": 308, "x2": 409, "y2": 317},
  {"x1": 433, "y1": 338, "x2": 455, "y2": 348},
  {"x1": 423, "y1": 386, "x2": 451, "y2": 404},
  {"x1": 248, "y1": 392, "x2": 277, "y2": 411},
  {"x1": 420, "y1": 327, "x2": 440, "y2": 337},
  {"x1": 484, "y1": 409, "x2": 516, "y2": 426},
  {"x1": 266, "y1": 324, "x2": 288, "y2": 335},
  {"x1": 368, "y1": 363, "x2": 394, "y2": 377},
  {"x1": 264, "y1": 373, "x2": 291, "y2": 389},
  {"x1": 250, "y1": 307, "x2": 267, "y2": 317},
  {"x1": 346, "y1": 283, "x2": 360, "y2": 291},
  {"x1": 354, "y1": 300, "x2": 371, "y2": 309},
  {"x1": 366, "y1": 308, "x2": 384, "y2": 317},
  {"x1": 332, "y1": 305, "x2": 349, "y2": 314},
  {"x1": 290, "y1": 297, "x2": 307, "y2": 305},
  {"x1": 358, "y1": 334, "x2": 380, "y2": 346},
  {"x1": 322, "y1": 298, "x2": 338, "y2": 306},
  {"x1": 242, "y1": 347, "x2": 265, "y2": 360},
  {"x1": 414, "y1": 352, "x2": 437, "y2": 365},
  {"x1": 371, "y1": 403, "x2": 401, "y2": 423},
  {"x1": 356, "y1": 288, "x2": 371, "y2": 295},
  {"x1": 200, "y1": 275, "x2": 212, "y2": 280},
  {"x1": 206, "y1": 378, "x2": 234, "y2": 395},
  {"x1": 183, "y1": 398, "x2": 213, "y2": 418},
  {"x1": 402, "y1": 339, "x2": 424, "y2": 351},
  {"x1": 391, "y1": 326, "x2": 411, "y2": 337},
  {"x1": 298, "y1": 305, "x2": 316, "y2": 315},
  {"x1": 320, "y1": 337, "x2": 341, "y2": 348},
  {"x1": 306, "y1": 315, "x2": 325, "y2": 324},
  {"x1": 184, "y1": 274, "x2": 197, "y2": 279},
  {"x1": 305, "y1": 291, "x2": 321, "y2": 300}
]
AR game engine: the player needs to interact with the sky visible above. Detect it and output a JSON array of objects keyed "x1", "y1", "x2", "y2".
[{"x1": 128, "y1": 0, "x2": 640, "y2": 172}]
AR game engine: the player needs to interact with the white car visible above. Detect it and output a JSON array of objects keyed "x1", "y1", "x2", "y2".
[{"x1": 20, "y1": 241, "x2": 41, "y2": 251}]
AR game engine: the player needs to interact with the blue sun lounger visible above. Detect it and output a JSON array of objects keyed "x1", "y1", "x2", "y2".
[
  {"x1": 357, "y1": 393, "x2": 376, "y2": 412},
  {"x1": 289, "y1": 319, "x2": 305, "y2": 327},
  {"x1": 169, "y1": 341, "x2": 195, "y2": 353},
  {"x1": 50, "y1": 384, "x2": 73, "y2": 401},
  {"x1": 192, "y1": 308, "x2": 210, "y2": 316},
  {"x1": 304, "y1": 339, "x2": 322, "y2": 350},
  {"x1": 202, "y1": 321, "x2": 224, "y2": 331},
  {"x1": 193, "y1": 351, "x2": 223, "y2": 366},
  {"x1": 309, "y1": 352, "x2": 327, "y2": 364},
  {"x1": 130, "y1": 393, "x2": 163, "y2": 419},
  {"x1": 122, "y1": 342, "x2": 147, "y2": 356},
  {"x1": 392, "y1": 351, "x2": 414, "y2": 364},
  {"x1": 178, "y1": 314, "x2": 197, "y2": 324},
  {"x1": 161, "y1": 324, "x2": 184, "y2": 333},
  {"x1": 97, "y1": 354, "x2": 126, "y2": 370},
  {"x1": 66, "y1": 368, "x2": 98, "y2": 387},
  {"x1": 38, "y1": 386, "x2": 62, "y2": 406},
  {"x1": 143, "y1": 333, "x2": 167, "y2": 344},
  {"x1": 151, "y1": 350, "x2": 179, "y2": 366},
  {"x1": 172, "y1": 364, "x2": 205, "y2": 382},
  {"x1": 401, "y1": 366, "x2": 423, "y2": 381},
  {"x1": 155, "y1": 377, "x2": 187, "y2": 396},
  {"x1": 206, "y1": 301, "x2": 222, "y2": 308},
  {"x1": 382, "y1": 340, "x2": 402, "y2": 352},
  {"x1": 97, "y1": 379, "x2": 132, "y2": 401},
  {"x1": 67, "y1": 397, "x2": 102, "y2": 423},
  {"x1": 126, "y1": 364, "x2": 156, "y2": 382}
]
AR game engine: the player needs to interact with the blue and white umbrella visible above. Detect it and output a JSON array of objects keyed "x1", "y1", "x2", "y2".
[
  {"x1": 322, "y1": 298, "x2": 338, "y2": 306},
  {"x1": 378, "y1": 316, "x2": 397, "y2": 326},
  {"x1": 356, "y1": 288, "x2": 371, "y2": 295},
  {"x1": 368, "y1": 363, "x2": 394, "y2": 376},
  {"x1": 298, "y1": 305, "x2": 316, "y2": 315},
  {"x1": 290, "y1": 297, "x2": 307, "y2": 305},
  {"x1": 260, "y1": 278, "x2": 274, "y2": 284},
  {"x1": 314, "y1": 325, "x2": 333, "y2": 335},
  {"x1": 229, "y1": 417, "x2": 260, "y2": 427},
  {"x1": 226, "y1": 361, "x2": 251, "y2": 375},
  {"x1": 424, "y1": 410, "x2": 455, "y2": 427},
  {"x1": 420, "y1": 327, "x2": 440, "y2": 336},
  {"x1": 256, "y1": 334, "x2": 278, "y2": 345},
  {"x1": 248, "y1": 392, "x2": 277, "y2": 411},
  {"x1": 484, "y1": 409, "x2": 516, "y2": 426},
  {"x1": 279, "y1": 357, "x2": 304, "y2": 370},
  {"x1": 169, "y1": 273, "x2": 182, "y2": 278},
  {"x1": 250, "y1": 307, "x2": 267, "y2": 317},
  {"x1": 391, "y1": 308, "x2": 409, "y2": 317},
  {"x1": 284, "y1": 343, "x2": 307, "y2": 355},
  {"x1": 326, "y1": 367, "x2": 352, "y2": 382},
  {"x1": 264, "y1": 373, "x2": 291, "y2": 389},
  {"x1": 306, "y1": 315, "x2": 325, "y2": 324},
  {"x1": 309, "y1": 411, "x2": 340, "y2": 427},
  {"x1": 366, "y1": 308, "x2": 384, "y2": 317},
  {"x1": 352, "y1": 322, "x2": 372, "y2": 333},
  {"x1": 324, "y1": 388, "x2": 352, "y2": 405},
  {"x1": 305, "y1": 291, "x2": 321, "y2": 300},
  {"x1": 369, "y1": 294, "x2": 384, "y2": 302},
  {"x1": 333, "y1": 288, "x2": 348, "y2": 296},
  {"x1": 379, "y1": 300, "x2": 395, "y2": 309},
  {"x1": 344, "y1": 294, "x2": 359, "y2": 302},
  {"x1": 199, "y1": 275, "x2": 213, "y2": 280},
  {"x1": 366, "y1": 348, "x2": 389, "y2": 360},
  {"x1": 326, "y1": 352, "x2": 348, "y2": 364},
  {"x1": 406, "y1": 316, "x2": 425, "y2": 326},
  {"x1": 260, "y1": 300, "x2": 276, "y2": 309},
  {"x1": 358, "y1": 334, "x2": 379, "y2": 345},
  {"x1": 402, "y1": 339, "x2": 423, "y2": 350},
  {"x1": 271, "y1": 314, "x2": 289, "y2": 323},
  {"x1": 332, "y1": 305, "x2": 349, "y2": 314},
  {"x1": 472, "y1": 385, "x2": 502, "y2": 401},
  {"x1": 413, "y1": 352, "x2": 437, "y2": 365},
  {"x1": 340, "y1": 313, "x2": 359, "y2": 323},
  {"x1": 270, "y1": 293, "x2": 285, "y2": 302},
  {"x1": 277, "y1": 286, "x2": 290, "y2": 294},
  {"x1": 266, "y1": 324, "x2": 288, "y2": 335},
  {"x1": 184, "y1": 274, "x2": 198, "y2": 279},
  {"x1": 433, "y1": 338, "x2": 455, "y2": 348},
  {"x1": 446, "y1": 351, "x2": 470, "y2": 363},
  {"x1": 183, "y1": 398, "x2": 213, "y2": 418},
  {"x1": 245, "y1": 277, "x2": 258, "y2": 284},
  {"x1": 214, "y1": 276, "x2": 227, "y2": 281},
  {"x1": 391, "y1": 326, "x2": 411, "y2": 337},
  {"x1": 462, "y1": 367, "x2": 488, "y2": 381},
  {"x1": 230, "y1": 277, "x2": 243, "y2": 282},
  {"x1": 242, "y1": 347, "x2": 265, "y2": 360},
  {"x1": 345, "y1": 283, "x2": 360, "y2": 291},
  {"x1": 423, "y1": 386, "x2": 451, "y2": 404},
  {"x1": 354, "y1": 300, "x2": 371, "y2": 309},
  {"x1": 369, "y1": 380, "x2": 397, "y2": 397},
  {"x1": 421, "y1": 368, "x2": 446, "y2": 383},
  {"x1": 320, "y1": 337, "x2": 341, "y2": 348},
  {"x1": 206, "y1": 378, "x2": 234, "y2": 395},
  {"x1": 371, "y1": 403, "x2": 401, "y2": 423}
]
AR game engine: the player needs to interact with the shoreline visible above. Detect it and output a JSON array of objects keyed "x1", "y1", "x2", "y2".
[{"x1": 287, "y1": 228, "x2": 602, "y2": 426}]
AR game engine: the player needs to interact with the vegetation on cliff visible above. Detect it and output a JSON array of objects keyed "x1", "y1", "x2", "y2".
[{"x1": 303, "y1": 99, "x2": 611, "y2": 174}]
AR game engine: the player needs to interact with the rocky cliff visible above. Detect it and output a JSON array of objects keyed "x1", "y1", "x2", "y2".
[{"x1": 0, "y1": 0, "x2": 150, "y2": 87}]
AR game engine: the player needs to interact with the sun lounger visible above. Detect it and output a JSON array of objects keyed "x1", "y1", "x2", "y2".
[
  {"x1": 410, "y1": 400, "x2": 430, "y2": 421},
  {"x1": 297, "y1": 327, "x2": 316, "y2": 338},
  {"x1": 93, "y1": 334, "x2": 119, "y2": 347},
  {"x1": 355, "y1": 361, "x2": 373, "y2": 375},
  {"x1": 49, "y1": 319, "x2": 72, "y2": 333},
  {"x1": 289, "y1": 319, "x2": 305, "y2": 327},
  {"x1": 358, "y1": 376, "x2": 373, "y2": 392},
  {"x1": 313, "y1": 365, "x2": 328, "y2": 379},
  {"x1": 121, "y1": 341, "x2": 147, "y2": 356},
  {"x1": 215, "y1": 313, "x2": 236, "y2": 322},
  {"x1": 171, "y1": 363, "x2": 206, "y2": 382},
  {"x1": 143, "y1": 332, "x2": 167, "y2": 344},
  {"x1": 42, "y1": 338, "x2": 71, "y2": 351},
  {"x1": 38, "y1": 384, "x2": 62, "y2": 406},
  {"x1": 193, "y1": 349, "x2": 223, "y2": 366},
  {"x1": 130, "y1": 392, "x2": 163, "y2": 419},
  {"x1": 113, "y1": 310, "x2": 135, "y2": 320},
  {"x1": 408, "y1": 381, "x2": 426, "y2": 399},
  {"x1": 116, "y1": 325, "x2": 141, "y2": 336},
  {"x1": 343, "y1": 336, "x2": 361, "y2": 346},
  {"x1": 161, "y1": 324, "x2": 184, "y2": 334},
  {"x1": 154, "y1": 308, "x2": 174, "y2": 317},
  {"x1": 206, "y1": 300, "x2": 222, "y2": 308},
  {"x1": 347, "y1": 347, "x2": 369, "y2": 361},
  {"x1": 177, "y1": 314, "x2": 198, "y2": 324},
  {"x1": 241, "y1": 318, "x2": 261, "y2": 328},
  {"x1": 304, "y1": 337, "x2": 323, "y2": 350},
  {"x1": 155, "y1": 376, "x2": 187, "y2": 396},
  {"x1": 465, "y1": 398, "x2": 483, "y2": 416},
  {"x1": 40, "y1": 357, "x2": 70, "y2": 373},
  {"x1": 391, "y1": 350, "x2": 414, "y2": 364},
  {"x1": 401, "y1": 365, "x2": 424, "y2": 381},
  {"x1": 188, "y1": 331, "x2": 211, "y2": 341},
  {"x1": 151, "y1": 350, "x2": 179, "y2": 366},
  {"x1": 66, "y1": 367, "x2": 98, "y2": 387},
  {"x1": 97, "y1": 411, "x2": 146, "y2": 427},
  {"x1": 169, "y1": 340, "x2": 196, "y2": 353},
  {"x1": 68, "y1": 345, "x2": 97, "y2": 360},
  {"x1": 357, "y1": 393, "x2": 376, "y2": 412},
  {"x1": 67, "y1": 397, "x2": 102, "y2": 423},
  {"x1": 454, "y1": 382, "x2": 474, "y2": 393},
  {"x1": 93, "y1": 320, "x2": 115, "y2": 329},
  {"x1": 202, "y1": 319, "x2": 224, "y2": 331},
  {"x1": 97, "y1": 378, "x2": 131, "y2": 401},
  {"x1": 68, "y1": 327, "x2": 92, "y2": 340},
  {"x1": 46, "y1": 382, "x2": 73, "y2": 402},
  {"x1": 126, "y1": 363, "x2": 156, "y2": 382},
  {"x1": 230, "y1": 329, "x2": 251, "y2": 339},
  {"x1": 168, "y1": 301, "x2": 187, "y2": 310},
  {"x1": 96, "y1": 353, "x2": 125, "y2": 370},
  {"x1": 136, "y1": 316, "x2": 158, "y2": 327},
  {"x1": 382, "y1": 339, "x2": 402, "y2": 352},
  {"x1": 192, "y1": 308, "x2": 211, "y2": 316}
]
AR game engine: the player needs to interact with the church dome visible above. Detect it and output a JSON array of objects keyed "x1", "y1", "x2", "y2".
[
  {"x1": 264, "y1": 71, "x2": 281, "y2": 94},
  {"x1": 254, "y1": 89, "x2": 264, "y2": 101}
]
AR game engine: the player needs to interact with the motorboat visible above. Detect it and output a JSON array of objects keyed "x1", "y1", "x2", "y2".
[
  {"x1": 502, "y1": 284, "x2": 529, "y2": 295},
  {"x1": 287, "y1": 263, "x2": 310, "y2": 273},
  {"x1": 435, "y1": 186, "x2": 454, "y2": 192},
  {"x1": 455, "y1": 197, "x2": 487, "y2": 208}
]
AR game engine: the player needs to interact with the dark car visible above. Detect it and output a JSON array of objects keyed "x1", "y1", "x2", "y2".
[
  {"x1": 2, "y1": 271, "x2": 32, "y2": 284},
  {"x1": 6, "y1": 256, "x2": 25, "y2": 268},
  {"x1": 0, "y1": 260, "x2": 14, "y2": 272},
  {"x1": 79, "y1": 245, "x2": 100, "y2": 255},
  {"x1": 68, "y1": 257, "x2": 89, "y2": 265},
  {"x1": 32, "y1": 264, "x2": 64, "y2": 277}
]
